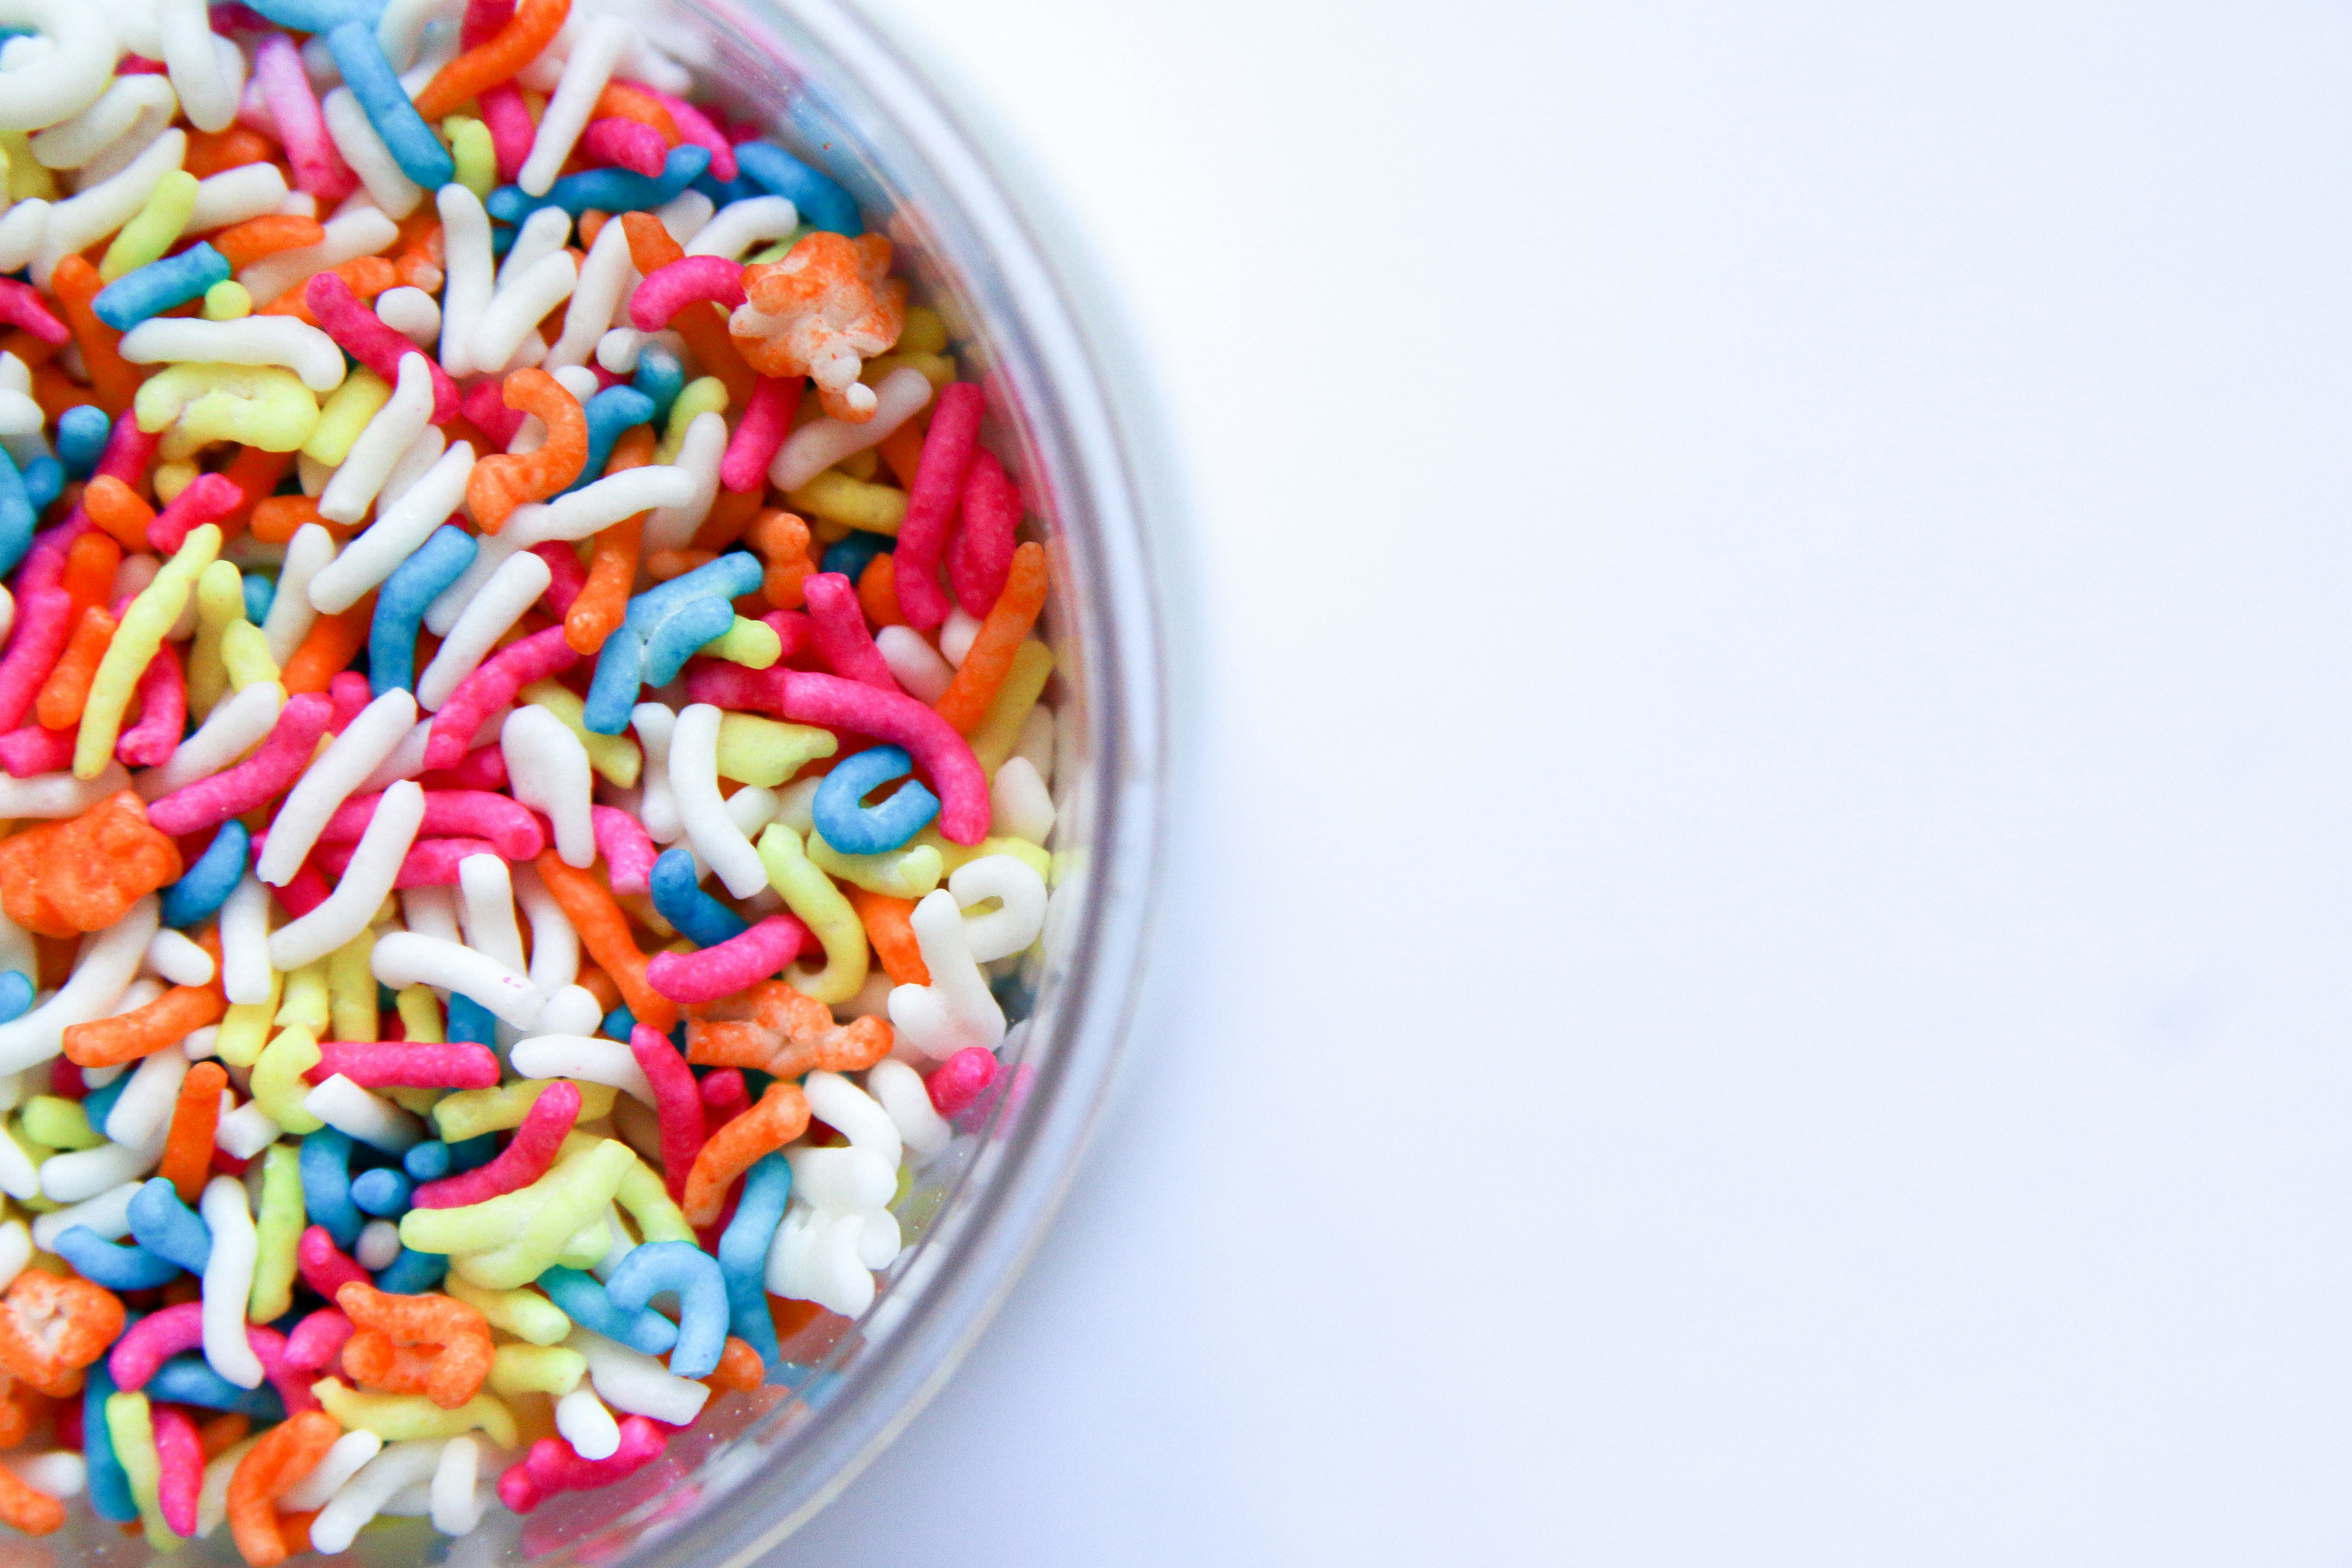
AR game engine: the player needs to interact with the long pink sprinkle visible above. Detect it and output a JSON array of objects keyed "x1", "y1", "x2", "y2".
[
  {"x1": 461, "y1": 379, "x2": 527, "y2": 447},
  {"x1": 147, "y1": 692, "x2": 333, "y2": 835},
  {"x1": 307, "y1": 1040, "x2": 501, "y2": 1089},
  {"x1": 108, "y1": 1301, "x2": 205, "y2": 1390},
  {"x1": 762, "y1": 609, "x2": 813, "y2": 662},
  {"x1": 580, "y1": 116, "x2": 667, "y2": 176},
  {"x1": 307, "y1": 274, "x2": 459, "y2": 424},
  {"x1": 114, "y1": 643, "x2": 185, "y2": 768},
  {"x1": 424, "y1": 625, "x2": 578, "y2": 771},
  {"x1": 776, "y1": 669, "x2": 990, "y2": 842},
  {"x1": 253, "y1": 32, "x2": 356, "y2": 202},
  {"x1": 947, "y1": 447, "x2": 1021, "y2": 616},
  {"x1": 0, "y1": 723, "x2": 73, "y2": 778},
  {"x1": 297, "y1": 1225, "x2": 369, "y2": 1299},
  {"x1": 318, "y1": 788, "x2": 547, "y2": 860},
  {"x1": 637, "y1": 85, "x2": 736, "y2": 182},
  {"x1": 644, "y1": 914, "x2": 810, "y2": 1004},
  {"x1": 478, "y1": 85, "x2": 536, "y2": 184},
  {"x1": 0, "y1": 587, "x2": 81, "y2": 735},
  {"x1": 416, "y1": 744, "x2": 507, "y2": 793},
  {"x1": 0, "y1": 280, "x2": 67, "y2": 346},
  {"x1": 316, "y1": 834, "x2": 507, "y2": 885},
  {"x1": 889, "y1": 381, "x2": 983, "y2": 630},
  {"x1": 283, "y1": 1308, "x2": 352, "y2": 1374},
  {"x1": 411, "y1": 1080, "x2": 580, "y2": 1209},
  {"x1": 147, "y1": 472, "x2": 242, "y2": 554},
  {"x1": 591, "y1": 805, "x2": 655, "y2": 894},
  {"x1": 628, "y1": 255, "x2": 747, "y2": 332},
  {"x1": 459, "y1": 0, "x2": 514, "y2": 46},
  {"x1": 628, "y1": 1023, "x2": 704, "y2": 1202},
  {"x1": 720, "y1": 373, "x2": 795, "y2": 493},
  {"x1": 276, "y1": 861, "x2": 332, "y2": 917},
  {"x1": 150, "y1": 1406, "x2": 202, "y2": 1537},
  {"x1": 800, "y1": 571, "x2": 897, "y2": 692}
]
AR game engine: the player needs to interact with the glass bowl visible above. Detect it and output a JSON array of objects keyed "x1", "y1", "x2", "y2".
[{"x1": 44, "y1": 1, "x2": 1174, "y2": 1563}]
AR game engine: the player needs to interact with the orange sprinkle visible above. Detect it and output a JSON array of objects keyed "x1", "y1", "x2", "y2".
[
  {"x1": 185, "y1": 128, "x2": 274, "y2": 182},
  {"x1": 467, "y1": 369, "x2": 587, "y2": 532},
  {"x1": 934, "y1": 541, "x2": 1048, "y2": 732},
  {"x1": 566, "y1": 514, "x2": 640, "y2": 655},
  {"x1": 82, "y1": 475, "x2": 157, "y2": 553},
  {"x1": 746, "y1": 508, "x2": 813, "y2": 611},
  {"x1": 216, "y1": 447, "x2": 296, "y2": 538},
  {"x1": 680, "y1": 1080, "x2": 810, "y2": 1226},
  {"x1": 877, "y1": 417, "x2": 927, "y2": 490},
  {"x1": 159, "y1": 1058, "x2": 230, "y2": 1202},
  {"x1": 534, "y1": 851, "x2": 678, "y2": 1032},
  {"x1": 0, "y1": 792, "x2": 183, "y2": 940},
  {"x1": 60, "y1": 529, "x2": 122, "y2": 622},
  {"x1": 0, "y1": 1456, "x2": 64, "y2": 1536},
  {"x1": 198, "y1": 1411, "x2": 251, "y2": 1460},
  {"x1": 209, "y1": 214, "x2": 327, "y2": 272},
  {"x1": 37, "y1": 605, "x2": 115, "y2": 731},
  {"x1": 248, "y1": 494, "x2": 340, "y2": 546},
  {"x1": 620, "y1": 212, "x2": 757, "y2": 404},
  {"x1": 701, "y1": 1336, "x2": 764, "y2": 1393},
  {"x1": 846, "y1": 888, "x2": 927, "y2": 985},
  {"x1": 689, "y1": 482, "x2": 762, "y2": 553},
  {"x1": 643, "y1": 547, "x2": 714, "y2": 582},
  {"x1": 227, "y1": 1410, "x2": 339, "y2": 1568},
  {"x1": 64, "y1": 970, "x2": 225, "y2": 1068},
  {"x1": 857, "y1": 550, "x2": 903, "y2": 628},
  {"x1": 50, "y1": 256, "x2": 142, "y2": 416},
  {"x1": 412, "y1": 0, "x2": 569, "y2": 121},
  {"x1": 280, "y1": 596, "x2": 373, "y2": 695},
  {"x1": 593, "y1": 83, "x2": 680, "y2": 143},
  {"x1": 257, "y1": 256, "x2": 397, "y2": 323}
]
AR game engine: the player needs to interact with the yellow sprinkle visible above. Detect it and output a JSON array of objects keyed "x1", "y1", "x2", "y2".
[
  {"x1": 99, "y1": 169, "x2": 199, "y2": 282},
  {"x1": 805, "y1": 832, "x2": 942, "y2": 899},
  {"x1": 401, "y1": 1138, "x2": 636, "y2": 1289},
  {"x1": 75, "y1": 524, "x2": 220, "y2": 779},
  {"x1": 302, "y1": 367, "x2": 389, "y2": 464},
  {"x1": 312, "y1": 1379, "x2": 519, "y2": 1448},
  {"x1": 488, "y1": 1343, "x2": 585, "y2": 1397},
  {"x1": 859, "y1": 350, "x2": 956, "y2": 390},
  {"x1": 251, "y1": 1025, "x2": 324, "y2": 1133},
  {"x1": 656, "y1": 376, "x2": 726, "y2": 462},
  {"x1": 137, "y1": 363, "x2": 321, "y2": 453},
  {"x1": 520, "y1": 679, "x2": 642, "y2": 788},
  {"x1": 714, "y1": 713, "x2": 835, "y2": 786},
  {"x1": 275, "y1": 959, "x2": 329, "y2": 1032},
  {"x1": 433, "y1": 1078, "x2": 617, "y2": 1142},
  {"x1": 202, "y1": 280, "x2": 253, "y2": 321},
  {"x1": 444, "y1": 115, "x2": 495, "y2": 199},
  {"x1": 219, "y1": 622, "x2": 280, "y2": 692},
  {"x1": 395, "y1": 985, "x2": 444, "y2": 1044},
  {"x1": 968, "y1": 638, "x2": 1054, "y2": 773},
  {"x1": 105, "y1": 1391, "x2": 174, "y2": 1550},
  {"x1": 186, "y1": 559, "x2": 245, "y2": 718},
  {"x1": 249, "y1": 1143, "x2": 302, "y2": 1324},
  {"x1": 444, "y1": 1274, "x2": 571, "y2": 1345},
  {"x1": 327, "y1": 926, "x2": 377, "y2": 1043},
  {"x1": 757, "y1": 823, "x2": 865, "y2": 1004},
  {"x1": 215, "y1": 966, "x2": 282, "y2": 1069},
  {"x1": 0, "y1": 132, "x2": 54, "y2": 202},
  {"x1": 785, "y1": 470, "x2": 906, "y2": 535},
  {"x1": 699, "y1": 614, "x2": 781, "y2": 669},
  {"x1": 899, "y1": 305, "x2": 948, "y2": 355}
]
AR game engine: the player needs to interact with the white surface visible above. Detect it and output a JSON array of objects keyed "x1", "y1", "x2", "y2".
[{"x1": 790, "y1": 1, "x2": 2352, "y2": 1563}]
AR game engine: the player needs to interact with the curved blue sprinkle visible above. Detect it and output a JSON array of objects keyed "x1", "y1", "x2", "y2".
[
  {"x1": 301, "y1": 1128, "x2": 362, "y2": 1250},
  {"x1": 163, "y1": 819, "x2": 249, "y2": 928},
  {"x1": 55, "y1": 406, "x2": 109, "y2": 478},
  {"x1": 734, "y1": 142, "x2": 862, "y2": 236},
  {"x1": 147, "y1": 1354, "x2": 287, "y2": 1418},
  {"x1": 641, "y1": 594, "x2": 735, "y2": 689},
  {"x1": 242, "y1": 574, "x2": 275, "y2": 626},
  {"x1": 689, "y1": 172, "x2": 760, "y2": 210},
  {"x1": 54, "y1": 1225, "x2": 180, "y2": 1289},
  {"x1": 650, "y1": 847, "x2": 747, "y2": 949},
  {"x1": 128, "y1": 1177, "x2": 212, "y2": 1272},
  {"x1": 622, "y1": 551, "x2": 762, "y2": 640},
  {"x1": 325, "y1": 21, "x2": 455, "y2": 190},
  {"x1": 401, "y1": 1140, "x2": 451, "y2": 1182},
  {"x1": 82, "y1": 1072, "x2": 131, "y2": 1127},
  {"x1": 564, "y1": 386, "x2": 657, "y2": 496},
  {"x1": 374, "y1": 1246, "x2": 447, "y2": 1293},
  {"x1": 83, "y1": 1354, "x2": 135, "y2": 1521},
  {"x1": 603, "y1": 1240, "x2": 727, "y2": 1378},
  {"x1": 813, "y1": 744, "x2": 937, "y2": 854},
  {"x1": 0, "y1": 972, "x2": 31, "y2": 1027},
  {"x1": 718, "y1": 1153, "x2": 792, "y2": 1367},
  {"x1": 92, "y1": 243, "x2": 230, "y2": 331},
  {"x1": 537, "y1": 1265, "x2": 679, "y2": 1356},
  {"x1": 237, "y1": 0, "x2": 383, "y2": 30},
  {"x1": 632, "y1": 346, "x2": 684, "y2": 425},
  {"x1": 350, "y1": 1166, "x2": 411, "y2": 1216},
  {"x1": 371, "y1": 523, "x2": 477, "y2": 696},
  {"x1": 487, "y1": 144, "x2": 711, "y2": 224},
  {"x1": 582, "y1": 623, "x2": 644, "y2": 735}
]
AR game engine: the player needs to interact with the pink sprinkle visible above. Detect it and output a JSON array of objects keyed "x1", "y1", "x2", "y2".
[
  {"x1": 801, "y1": 571, "x2": 898, "y2": 692},
  {"x1": 580, "y1": 116, "x2": 668, "y2": 176},
  {"x1": 254, "y1": 31, "x2": 356, "y2": 202},
  {"x1": 147, "y1": 472, "x2": 242, "y2": 554},
  {"x1": 891, "y1": 382, "x2": 983, "y2": 631},
  {"x1": 698, "y1": 1068, "x2": 749, "y2": 1127},
  {"x1": 461, "y1": 378, "x2": 527, "y2": 447},
  {"x1": 308, "y1": 274, "x2": 459, "y2": 424},
  {"x1": 412, "y1": 1080, "x2": 579, "y2": 1209},
  {"x1": 636, "y1": 86, "x2": 736, "y2": 183},
  {"x1": 459, "y1": 0, "x2": 514, "y2": 46},
  {"x1": 777, "y1": 669, "x2": 989, "y2": 843},
  {"x1": 478, "y1": 85, "x2": 536, "y2": 184},
  {"x1": 510, "y1": 1416, "x2": 668, "y2": 1510},
  {"x1": 0, "y1": 590, "x2": 77, "y2": 735},
  {"x1": 151, "y1": 1406, "x2": 202, "y2": 1537},
  {"x1": 306, "y1": 1040, "x2": 501, "y2": 1089},
  {"x1": 628, "y1": 255, "x2": 746, "y2": 332},
  {"x1": 319, "y1": 788, "x2": 547, "y2": 860},
  {"x1": 210, "y1": 4, "x2": 276, "y2": 30},
  {"x1": 108, "y1": 1301, "x2": 205, "y2": 1390},
  {"x1": 532, "y1": 541, "x2": 587, "y2": 616},
  {"x1": 0, "y1": 280, "x2": 68, "y2": 346},
  {"x1": 327, "y1": 670, "x2": 371, "y2": 732},
  {"x1": 275, "y1": 861, "x2": 333, "y2": 918},
  {"x1": 316, "y1": 834, "x2": 506, "y2": 886},
  {"x1": 147, "y1": 692, "x2": 332, "y2": 835},
  {"x1": 425, "y1": 625, "x2": 578, "y2": 771},
  {"x1": 0, "y1": 723, "x2": 74, "y2": 778},
  {"x1": 628, "y1": 1023, "x2": 704, "y2": 1202},
  {"x1": 114, "y1": 643, "x2": 186, "y2": 768},
  {"x1": 926, "y1": 1047, "x2": 998, "y2": 1115},
  {"x1": 590, "y1": 363, "x2": 626, "y2": 392},
  {"x1": 720, "y1": 373, "x2": 796, "y2": 493},
  {"x1": 947, "y1": 448, "x2": 1021, "y2": 617},
  {"x1": 591, "y1": 805, "x2": 656, "y2": 894},
  {"x1": 644, "y1": 914, "x2": 810, "y2": 1004},
  {"x1": 247, "y1": 1324, "x2": 322, "y2": 1414},
  {"x1": 297, "y1": 1225, "x2": 370, "y2": 1300},
  {"x1": 115, "y1": 55, "x2": 166, "y2": 74},
  {"x1": 416, "y1": 743, "x2": 508, "y2": 793},
  {"x1": 283, "y1": 1308, "x2": 352, "y2": 1374},
  {"x1": 763, "y1": 609, "x2": 813, "y2": 662}
]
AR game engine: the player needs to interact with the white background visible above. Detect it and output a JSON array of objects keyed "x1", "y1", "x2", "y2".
[{"x1": 784, "y1": 2, "x2": 2352, "y2": 1562}]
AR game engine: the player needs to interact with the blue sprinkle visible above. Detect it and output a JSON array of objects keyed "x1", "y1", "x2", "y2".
[
  {"x1": 54, "y1": 1226, "x2": 180, "y2": 1289},
  {"x1": 242, "y1": 573, "x2": 275, "y2": 626},
  {"x1": 603, "y1": 1241, "x2": 727, "y2": 1378},
  {"x1": 350, "y1": 1166, "x2": 412, "y2": 1216},
  {"x1": 487, "y1": 144, "x2": 711, "y2": 224},
  {"x1": 128, "y1": 1177, "x2": 212, "y2": 1272},
  {"x1": 301, "y1": 1128, "x2": 362, "y2": 1250},
  {"x1": 19, "y1": 455, "x2": 60, "y2": 516},
  {"x1": 92, "y1": 242, "x2": 231, "y2": 331},
  {"x1": 735, "y1": 142, "x2": 862, "y2": 236},
  {"x1": 813, "y1": 744, "x2": 937, "y2": 854},
  {"x1": 147, "y1": 1354, "x2": 286, "y2": 1418},
  {"x1": 82, "y1": 1072, "x2": 131, "y2": 1127},
  {"x1": 719, "y1": 1153, "x2": 792, "y2": 1366},
  {"x1": 0, "y1": 972, "x2": 30, "y2": 1026},
  {"x1": 489, "y1": 220, "x2": 515, "y2": 257},
  {"x1": 445, "y1": 993, "x2": 495, "y2": 1046},
  {"x1": 370, "y1": 523, "x2": 477, "y2": 696},
  {"x1": 632, "y1": 345, "x2": 685, "y2": 425},
  {"x1": 537, "y1": 1266, "x2": 679, "y2": 1355},
  {"x1": 689, "y1": 172, "x2": 761, "y2": 209},
  {"x1": 325, "y1": 21, "x2": 455, "y2": 189},
  {"x1": 449, "y1": 1133, "x2": 498, "y2": 1172},
  {"x1": 83, "y1": 1353, "x2": 136, "y2": 1521},
  {"x1": 374, "y1": 1245, "x2": 446, "y2": 1293},
  {"x1": 641, "y1": 593, "x2": 736, "y2": 688},
  {"x1": 623, "y1": 551, "x2": 763, "y2": 640},
  {"x1": 600, "y1": 1004, "x2": 635, "y2": 1041},
  {"x1": 582, "y1": 623, "x2": 644, "y2": 735},
  {"x1": 0, "y1": 447, "x2": 34, "y2": 581},
  {"x1": 819, "y1": 530, "x2": 892, "y2": 582},
  {"x1": 402, "y1": 1140, "x2": 451, "y2": 1181},
  {"x1": 162, "y1": 819, "x2": 249, "y2": 928},
  {"x1": 238, "y1": 0, "x2": 382, "y2": 30},
  {"x1": 565, "y1": 385, "x2": 656, "y2": 495},
  {"x1": 55, "y1": 406, "x2": 109, "y2": 477},
  {"x1": 650, "y1": 847, "x2": 747, "y2": 948}
]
